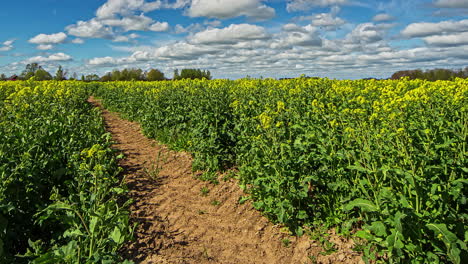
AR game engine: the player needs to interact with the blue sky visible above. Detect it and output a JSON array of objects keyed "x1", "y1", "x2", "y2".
[{"x1": 1, "y1": 0, "x2": 468, "y2": 79}]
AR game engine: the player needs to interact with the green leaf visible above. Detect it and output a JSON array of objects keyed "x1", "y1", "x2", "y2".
[
  {"x1": 386, "y1": 230, "x2": 404, "y2": 249},
  {"x1": 344, "y1": 198, "x2": 378, "y2": 212},
  {"x1": 426, "y1": 223, "x2": 458, "y2": 245},
  {"x1": 110, "y1": 226, "x2": 123, "y2": 244},
  {"x1": 368, "y1": 221, "x2": 387, "y2": 237},
  {"x1": 355, "y1": 230, "x2": 373, "y2": 240},
  {"x1": 89, "y1": 216, "x2": 98, "y2": 234},
  {"x1": 427, "y1": 223, "x2": 462, "y2": 264}
]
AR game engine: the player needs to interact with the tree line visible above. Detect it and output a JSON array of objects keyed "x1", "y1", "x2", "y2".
[
  {"x1": 391, "y1": 67, "x2": 468, "y2": 81},
  {"x1": 0, "y1": 63, "x2": 212, "y2": 81}
]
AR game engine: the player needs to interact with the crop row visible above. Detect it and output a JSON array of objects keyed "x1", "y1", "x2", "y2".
[
  {"x1": 0, "y1": 81, "x2": 133, "y2": 263},
  {"x1": 94, "y1": 78, "x2": 467, "y2": 263}
]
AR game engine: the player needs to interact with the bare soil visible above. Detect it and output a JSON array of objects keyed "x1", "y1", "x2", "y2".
[{"x1": 89, "y1": 97, "x2": 363, "y2": 264}]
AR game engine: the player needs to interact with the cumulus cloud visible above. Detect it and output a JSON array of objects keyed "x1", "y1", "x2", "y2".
[
  {"x1": 66, "y1": 19, "x2": 114, "y2": 39},
  {"x1": 100, "y1": 14, "x2": 169, "y2": 32},
  {"x1": 188, "y1": 24, "x2": 270, "y2": 45},
  {"x1": 149, "y1": 21, "x2": 170, "y2": 32},
  {"x1": 287, "y1": 0, "x2": 347, "y2": 12},
  {"x1": 271, "y1": 32, "x2": 322, "y2": 49},
  {"x1": 23, "y1": 53, "x2": 72, "y2": 64},
  {"x1": 345, "y1": 23, "x2": 385, "y2": 44},
  {"x1": 187, "y1": 0, "x2": 275, "y2": 20},
  {"x1": 96, "y1": 0, "x2": 161, "y2": 19},
  {"x1": 71, "y1": 38, "x2": 85, "y2": 44},
  {"x1": 37, "y1": 44, "x2": 54, "y2": 50},
  {"x1": 96, "y1": 0, "x2": 190, "y2": 19},
  {"x1": 373, "y1": 13, "x2": 394, "y2": 22},
  {"x1": 310, "y1": 6, "x2": 345, "y2": 30},
  {"x1": 88, "y1": 56, "x2": 119, "y2": 65},
  {"x1": 0, "y1": 40, "x2": 14, "y2": 51},
  {"x1": 101, "y1": 15, "x2": 154, "y2": 31},
  {"x1": 29, "y1": 32, "x2": 67, "y2": 44},
  {"x1": 433, "y1": 0, "x2": 468, "y2": 8},
  {"x1": 401, "y1": 19, "x2": 468, "y2": 38},
  {"x1": 174, "y1": 23, "x2": 204, "y2": 34},
  {"x1": 424, "y1": 32, "x2": 468, "y2": 46}
]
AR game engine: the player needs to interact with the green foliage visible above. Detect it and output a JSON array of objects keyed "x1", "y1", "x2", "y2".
[
  {"x1": 173, "y1": 68, "x2": 212, "y2": 80},
  {"x1": 19, "y1": 63, "x2": 53, "y2": 81},
  {"x1": 93, "y1": 78, "x2": 467, "y2": 263},
  {"x1": 0, "y1": 81, "x2": 132, "y2": 263},
  {"x1": 54, "y1": 65, "x2": 67, "y2": 81},
  {"x1": 146, "y1": 69, "x2": 165, "y2": 81},
  {"x1": 391, "y1": 67, "x2": 468, "y2": 81}
]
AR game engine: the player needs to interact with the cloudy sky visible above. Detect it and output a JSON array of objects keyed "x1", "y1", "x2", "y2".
[{"x1": 1, "y1": 0, "x2": 467, "y2": 79}]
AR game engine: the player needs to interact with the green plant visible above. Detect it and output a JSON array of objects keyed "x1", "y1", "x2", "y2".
[
  {"x1": 200, "y1": 186, "x2": 210, "y2": 196},
  {"x1": 211, "y1": 200, "x2": 221, "y2": 206},
  {"x1": 282, "y1": 238, "x2": 291, "y2": 248},
  {"x1": 143, "y1": 150, "x2": 168, "y2": 182},
  {"x1": 198, "y1": 170, "x2": 219, "y2": 184},
  {"x1": 92, "y1": 78, "x2": 468, "y2": 263},
  {"x1": 0, "y1": 81, "x2": 133, "y2": 263}
]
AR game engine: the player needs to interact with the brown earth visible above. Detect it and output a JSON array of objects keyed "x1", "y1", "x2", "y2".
[{"x1": 88, "y1": 97, "x2": 364, "y2": 264}]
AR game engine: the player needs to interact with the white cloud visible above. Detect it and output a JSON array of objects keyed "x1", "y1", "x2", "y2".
[
  {"x1": 89, "y1": 56, "x2": 119, "y2": 65},
  {"x1": 3, "y1": 40, "x2": 14, "y2": 46},
  {"x1": 37, "y1": 44, "x2": 54, "y2": 50},
  {"x1": 271, "y1": 32, "x2": 322, "y2": 49},
  {"x1": 100, "y1": 14, "x2": 169, "y2": 32},
  {"x1": 71, "y1": 38, "x2": 85, "y2": 44},
  {"x1": 401, "y1": 19, "x2": 468, "y2": 38},
  {"x1": 23, "y1": 53, "x2": 72, "y2": 64},
  {"x1": 204, "y1": 20, "x2": 222, "y2": 27},
  {"x1": 188, "y1": 24, "x2": 270, "y2": 44},
  {"x1": 66, "y1": 19, "x2": 114, "y2": 39},
  {"x1": 283, "y1": 23, "x2": 309, "y2": 33},
  {"x1": 310, "y1": 7, "x2": 345, "y2": 30},
  {"x1": 102, "y1": 15, "x2": 154, "y2": 31},
  {"x1": 149, "y1": 21, "x2": 170, "y2": 32},
  {"x1": 96, "y1": 0, "x2": 160, "y2": 19},
  {"x1": 29, "y1": 32, "x2": 67, "y2": 44},
  {"x1": 96, "y1": 0, "x2": 190, "y2": 19},
  {"x1": 434, "y1": 0, "x2": 468, "y2": 8},
  {"x1": 372, "y1": 13, "x2": 394, "y2": 22},
  {"x1": 187, "y1": 0, "x2": 275, "y2": 20},
  {"x1": 174, "y1": 23, "x2": 204, "y2": 34},
  {"x1": 0, "y1": 40, "x2": 14, "y2": 51},
  {"x1": 345, "y1": 23, "x2": 388, "y2": 44},
  {"x1": 287, "y1": 0, "x2": 347, "y2": 12},
  {"x1": 424, "y1": 32, "x2": 468, "y2": 46},
  {"x1": 113, "y1": 35, "x2": 131, "y2": 42}
]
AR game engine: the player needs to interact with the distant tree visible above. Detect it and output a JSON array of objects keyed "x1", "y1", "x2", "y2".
[
  {"x1": 101, "y1": 72, "x2": 112, "y2": 82},
  {"x1": 129, "y1": 68, "x2": 143, "y2": 80},
  {"x1": 20, "y1": 63, "x2": 41, "y2": 80},
  {"x1": 0, "y1": 73, "x2": 6, "y2": 81},
  {"x1": 54, "y1": 65, "x2": 67, "y2": 80},
  {"x1": 81, "y1": 75, "x2": 85, "y2": 81},
  {"x1": 175, "y1": 68, "x2": 212, "y2": 80},
  {"x1": 146, "y1": 69, "x2": 165, "y2": 81},
  {"x1": 173, "y1": 69, "x2": 180, "y2": 80},
  {"x1": 69, "y1": 72, "x2": 78, "y2": 80},
  {"x1": 111, "y1": 70, "x2": 121, "y2": 81},
  {"x1": 391, "y1": 67, "x2": 467, "y2": 81},
  {"x1": 84, "y1": 74, "x2": 100, "y2": 82},
  {"x1": 34, "y1": 68, "x2": 53, "y2": 81}
]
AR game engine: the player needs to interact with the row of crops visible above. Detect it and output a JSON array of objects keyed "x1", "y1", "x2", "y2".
[
  {"x1": 0, "y1": 81, "x2": 133, "y2": 263},
  {"x1": 94, "y1": 78, "x2": 467, "y2": 263}
]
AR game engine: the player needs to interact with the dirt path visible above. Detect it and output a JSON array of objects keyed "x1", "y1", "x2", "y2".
[{"x1": 89, "y1": 97, "x2": 363, "y2": 264}]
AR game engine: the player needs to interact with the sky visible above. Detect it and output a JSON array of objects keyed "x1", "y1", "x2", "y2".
[{"x1": 0, "y1": 0, "x2": 467, "y2": 79}]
